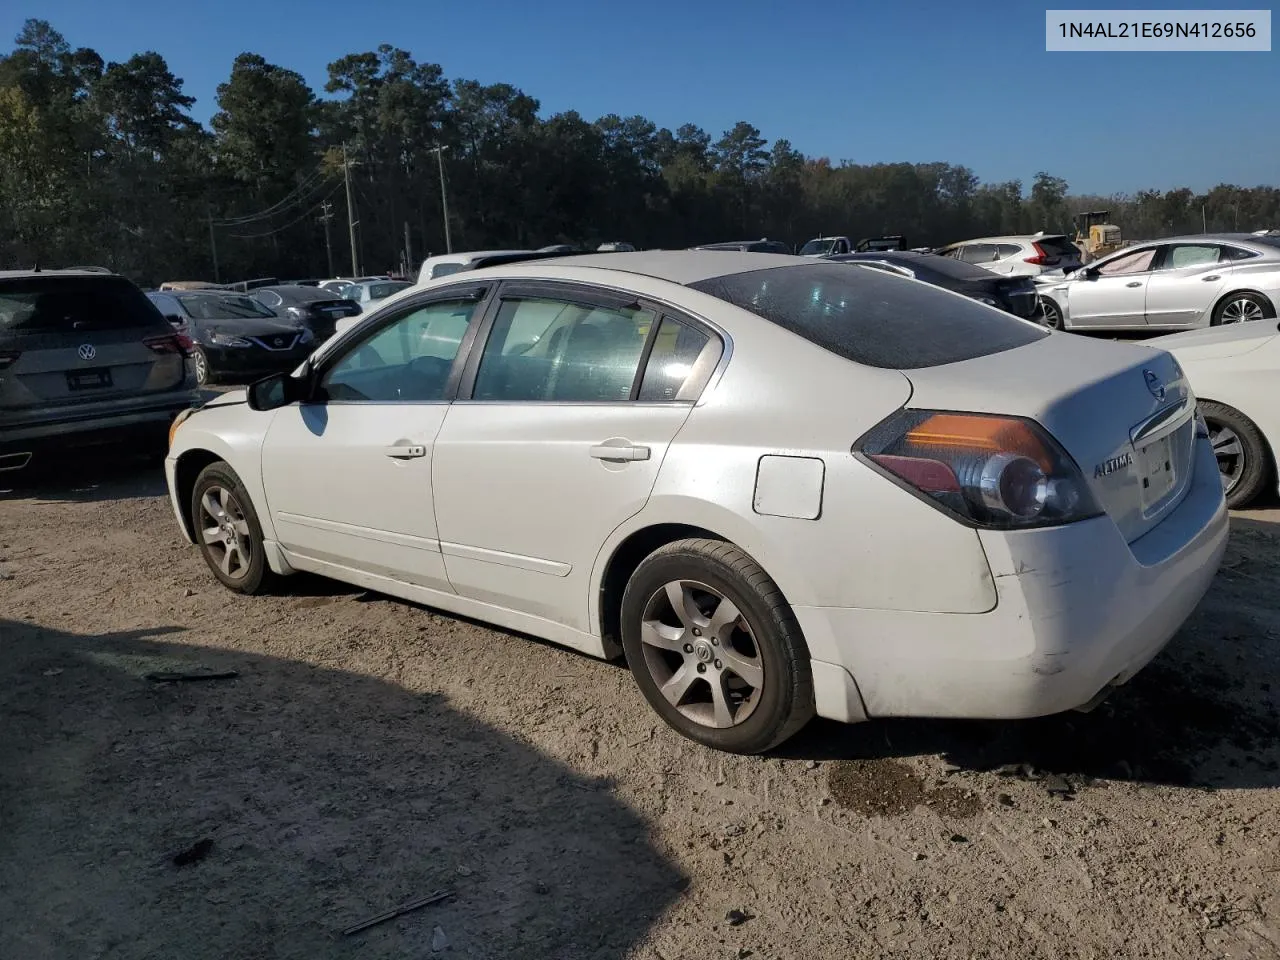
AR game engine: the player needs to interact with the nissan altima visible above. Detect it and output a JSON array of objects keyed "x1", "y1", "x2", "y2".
[{"x1": 164, "y1": 252, "x2": 1228, "y2": 754}]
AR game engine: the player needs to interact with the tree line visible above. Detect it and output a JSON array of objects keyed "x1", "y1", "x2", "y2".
[{"x1": 2, "y1": 18, "x2": 1278, "y2": 285}]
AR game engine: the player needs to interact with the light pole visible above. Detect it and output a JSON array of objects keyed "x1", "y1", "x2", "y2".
[{"x1": 432, "y1": 145, "x2": 453, "y2": 254}]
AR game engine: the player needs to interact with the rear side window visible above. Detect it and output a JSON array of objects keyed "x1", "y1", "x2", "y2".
[
  {"x1": 431, "y1": 263, "x2": 466, "y2": 279},
  {"x1": 638, "y1": 317, "x2": 710, "y2": 401},
  {"x1": 996, "y1": 244, "x2": 1022, "y2": 259},
  {"x1": 960, "y1": 243, "x2": 999, "y2": 264},
  {"x1": 0, "y1": 276, "x2": 162, "y2": 332},
  {"x1": 689, "y1": 263, "x2": 1047, "y2": 370},
  {"x1": 1219, "y1": 245, "x2": 1257, "y2": 261}
]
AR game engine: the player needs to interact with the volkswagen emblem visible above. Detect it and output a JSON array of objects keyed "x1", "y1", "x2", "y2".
[
  {"x1": 1143, "y1": 369, "x2": 1165, "y2": 401},
  {"x1": 77, "y1": 344, "x2": 96, "y2": 361}
]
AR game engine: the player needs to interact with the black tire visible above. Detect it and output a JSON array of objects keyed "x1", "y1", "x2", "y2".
[
  {"x1": 189, "y1": 461, "x2": 275, "y2": 594},
  {"x1": 1211, "y1": 291, "x2": 1274, "y2": 326},
  {"x1": 192, "y1": 347, "x2": 214, "y2": 385},
  {"x1": 1199, "y1": 400, "x2": 1272, "y2": 509},
  {"x1": 620, "y1": 538, "x2": 814, "y2": 754},
  {"x1": 1037, "y1": 296, "x2": 1065, "y2": 330}
]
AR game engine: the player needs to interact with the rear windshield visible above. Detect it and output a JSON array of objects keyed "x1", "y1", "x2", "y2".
[
  {"x1": 847, "y1": 254, "x2": 994, "y2": 284},
  {"x1": 1034, "y1": 235, "x2": 1080, "y2": 259},
  {"x1": 176, "y1": 294, "x2": 278, "y2": 320},
  {"x1": 281, "y1": 286, "x2": 344, "y2": 302},
  {"x1": 689, "y1": 263, "x2": 1047, "y2": 369},
  {"x1": 0, "y1": 275, "x2": 162, "y2": 332}
]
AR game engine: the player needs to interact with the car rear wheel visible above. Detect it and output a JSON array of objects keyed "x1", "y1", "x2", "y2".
[
  {"x1": 620, "y1": 538, "x2": 814, "y2": 754},
  {"x1": 1199, "y1": 400, "x2": 1272, "y2": 508},
  {"x1": 192, "y1": 347, "x2": 214, "y2": 385},
  {"x1": 1212, "y1": 292, "x2": 1273, "y2": 326},
  {"x1": 1037, "y1": 296, "x2": 1065, "y2": 330},
  {"x1": 190, "y1": 462, "x2": 274, "y2": 594}
]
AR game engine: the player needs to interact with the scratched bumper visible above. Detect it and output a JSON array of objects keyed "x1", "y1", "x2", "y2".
[{"x1": 793, "y1": 436, "x2": 1228, "y2": 720}]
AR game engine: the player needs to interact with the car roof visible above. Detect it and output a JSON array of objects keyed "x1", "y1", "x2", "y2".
[
  {"x1": 0, "y1": 268, "x2": 125, "y2": 281},
  {"x1": 423, "y1": 249, "x2": 530, "y2": 264},
  {"x1": 465, "y1": 250, "x2": 812, "y2": 286}
]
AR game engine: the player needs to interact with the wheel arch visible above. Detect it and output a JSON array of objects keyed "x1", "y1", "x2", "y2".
[
  {"x1": 1212, "y1": 288, "x2": 1276, "y2": 324},
  {"x1": 173, "y1": 448, "x2": 226, "y2": 542}
]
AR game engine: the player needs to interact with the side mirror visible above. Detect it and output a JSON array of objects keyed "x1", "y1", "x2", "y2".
[
  {"x1": 165, "y1": 314, "x2": 184, "y2": 326},
  {"x1": 247, "y1": 371, "x2": 306, "y2": 411}
]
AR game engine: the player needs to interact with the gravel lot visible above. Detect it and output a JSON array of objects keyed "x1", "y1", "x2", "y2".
[{"x1": 2, "y1": 455, "x2": 1278, "y2": 960}]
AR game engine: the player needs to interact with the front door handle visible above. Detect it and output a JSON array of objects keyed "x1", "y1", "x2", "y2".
[
  {"x1": 1125, "y1": 281, "x2": 1142, "y2": 288},
  {"x1": 383, "y1": 444, "x2": 426, "y2": 459},
  {"x1": 1202, "y1": 275, "x2": 1221, "y2": 281},
  {"x1": 589, "y1": 443, "x2": 650, "y2": 462}
]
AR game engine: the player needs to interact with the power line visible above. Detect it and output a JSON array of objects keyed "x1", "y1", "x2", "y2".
[
  {"x1": 225, "y1": 182, "x2": 344, "y2": 239},
  {"x1": 212, "y1": 165, "x2": 330, "y2": 225}
]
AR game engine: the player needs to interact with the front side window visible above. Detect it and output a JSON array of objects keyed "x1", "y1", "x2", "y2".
[
  {"x1": 1096, "y1": 248, "x2": 1157, "y2": 276},
  {"x1": 320, "y1": 298, "x2": 478, "y2": 402},
  {"x1": 254, "y1": 290, "x2": 283, "y2": 308},
  {"x1": 472, "y1": 296, "x2": 655, "y2": 402}
]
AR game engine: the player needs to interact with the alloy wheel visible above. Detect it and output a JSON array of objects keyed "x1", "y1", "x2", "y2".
[
  {"x1": 193, "y1": 349, "x2": 209, "y2": 384},
  {"x1": 1219, "y1": 298, "x2": 1265, "y2": 324},
  {"x1": 1038, "y1": 298, "x2": 1064, "y2": 330},
  {"x1": 198, "y1": 485, "x2": 253, "y2": 580},
  {"x1": 1208, "y1": 420, "x2": 1245, "y2": 493},
  {"x1": 638, "y1": 580, "x2": 764, "y2": 729}
]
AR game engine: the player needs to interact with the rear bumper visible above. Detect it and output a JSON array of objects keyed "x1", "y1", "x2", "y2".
[
  {"x1": 0, "y1": 395, "x2": 198, "y2": 471},
  {"x1": 801, "y1": 436, "x2": 1228, "y2": 721}
]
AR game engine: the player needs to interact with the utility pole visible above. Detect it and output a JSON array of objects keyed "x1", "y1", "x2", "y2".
[
  {"x1": 432, "y1": 145, "x2": 452, "y2": 254},
  {"x1": 343, "y1": 142, "x2": 360, "y2": 276},
  {"x1": 318, "y1": 200, "x2": 335, "y2": 277},
  {"x1": 1202, "y1": 204, "x2": 1207, "y2": 234},
  {"x1": 403, "y1": 220, "x2": 413, "y2": 277},
  {"x1": 206, "y1": 207, "x2": 220, "y2": 283}
]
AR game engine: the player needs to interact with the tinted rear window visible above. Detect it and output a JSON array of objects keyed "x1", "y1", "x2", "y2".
[
  {"x1": 689, "y1": 263, "x2": 1047, "y2": 370},
  {"x1": 282, "y1": 286, "x2": 345, "y2": 302},
  {"x1": 1034, "y1": 236, "x2": 1080, "y2": 258},
  {"x1": 0, "y1": 275, "x2": 162, "y2": 332},
  {"x1": 849, "y1": 254, "x2": 994, "y2": 284}
]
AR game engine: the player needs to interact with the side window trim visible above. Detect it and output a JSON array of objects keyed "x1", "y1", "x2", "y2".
[
  {"x1": 455, "y1": 279, "x2": 726, "y2": 405},
  {"x1": 310, "y1": 283, "x2": 493, "y2": 404}
]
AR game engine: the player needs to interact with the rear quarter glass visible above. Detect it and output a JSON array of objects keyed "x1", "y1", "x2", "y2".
[{"x1": 689, "y1": 263, "x2": 1048, "y2": 369}]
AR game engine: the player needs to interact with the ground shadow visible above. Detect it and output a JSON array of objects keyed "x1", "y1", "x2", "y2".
[
  {"x1": 0, "y1": 454, "x2": 167, "y2": 503},
  {"x1": 779, "y1": 514, "x2": 1280, "y2": 792},
  {"x1": 0, "y1": 619, "x2": 682, "y2": 960}
]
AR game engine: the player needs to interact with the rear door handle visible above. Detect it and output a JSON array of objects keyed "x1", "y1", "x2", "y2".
[
  {"x1": 1125, "y1": 281, "x2": 1142, "y2": 288},
  {"x1": 383, "y1": 444, "x2": 426, "y2": 459},
  {"x1": 589, "y1": 443, "x2": 650, "y2": 462},
  {"x1": 1202, "y1": 275, "x2": 1220, "y2": 281}
]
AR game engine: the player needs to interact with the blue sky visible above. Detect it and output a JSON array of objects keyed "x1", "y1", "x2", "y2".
[{"x1": 4, "y1": 0, "x2": 1277, "y2": 195}]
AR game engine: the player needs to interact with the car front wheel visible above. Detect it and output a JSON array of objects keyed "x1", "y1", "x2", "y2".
[
  {"x1": 1037, "y1": 296, "x2": 1065, "y2": 330},
  {"x1": 190, "y1": 461, "x2": 274, "y2": 594},
  {"x1": 620, "y1": 538, "x2": 814, "y2": 754}
]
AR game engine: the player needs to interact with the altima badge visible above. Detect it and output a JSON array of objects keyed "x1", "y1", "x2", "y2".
[{"x1": 1094, "y1": 452, "x2": 1133, "y2": 478}]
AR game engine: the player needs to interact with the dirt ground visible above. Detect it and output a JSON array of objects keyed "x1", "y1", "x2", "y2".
[{"x1": 2, "y1": 457, "x2": 1278, "y2": 960}]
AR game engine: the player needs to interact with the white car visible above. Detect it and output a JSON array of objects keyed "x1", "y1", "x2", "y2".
[
  {"x1": 1035, "y1": 234, "x2": 1280, "y2": 333},
  {"x1": 936, "y1": 234, "x2": 1084, "y2": 278},
  {"x1": 417, "y1": 250, "x2": 532, "y2": 282},
  {"x1": 1148, "y1": 319, "x2": 1280, "y2": 508},
  {"x1": 164, "y1": 252, "x2": 1227, "y2": 754}
]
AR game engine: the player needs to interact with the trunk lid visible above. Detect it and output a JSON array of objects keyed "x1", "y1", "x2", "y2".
[{"x1": 902, "y1": 334, "x2": 1198, "y2": 543}]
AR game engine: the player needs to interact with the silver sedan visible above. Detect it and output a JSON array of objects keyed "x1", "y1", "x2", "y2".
[{"x1": 1036, "y1": 233, "x2": 1280, "y2": 332}]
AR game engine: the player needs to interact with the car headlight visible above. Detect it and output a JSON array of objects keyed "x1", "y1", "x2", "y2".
[
  {"x1": 168, "y1": 406, "x2": 197, "y2": 450},
  {"x1": 209, "y1": 332, "x2": 252, "y2": 347},
  {"x1": 298, "y1": 327, "x2": 315, "y2": 345}
]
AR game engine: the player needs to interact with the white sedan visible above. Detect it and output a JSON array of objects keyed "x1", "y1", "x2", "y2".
[
  {"x1": 1148, "y1": 319, "x2": 1280, "y2": 508},
  {"x1": 164, "y1": 252, "x2": 1228, "y2": 754}
]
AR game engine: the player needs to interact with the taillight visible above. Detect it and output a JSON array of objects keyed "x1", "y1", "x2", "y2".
[
  {"x1": 856, "y1": 409, "x2": 1103, "y2": 530},
  {"x1": 144, "y1": 334, "x2": 193, "y2": 357},
  {"x1": 1024, "y1": 242, "x2": 1049, "y2": 266},
  {"x1": 0, "y1": 350, "x2": 20, "y2": 370}
]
